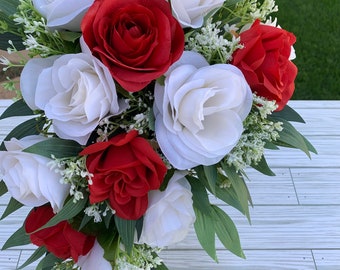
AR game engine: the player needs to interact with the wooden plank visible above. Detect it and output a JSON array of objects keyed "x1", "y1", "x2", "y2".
[
  {"x1": 17, "y1": 250, "x2": 39, "y2": 270},
  {"x1": 288, "y1": 100, "x2": 340, "y2": 109},
  {"x1": 0, "y1": 249, "x2": 20, "y2": 270},
  {"x1": 170, "y1": 205, "x2": 340, "y2": 250},
  {"x1": 291, "y1": 168, "x2": 340, "y2": 205},
  {"x1": 161, "y1": 249, "x2": 316, "y2": 270},
  {"x1": 312, "y1": 249, "x2": 340, "y2": 270},
  {"x1": 265, "y1": 137, "x2": 340, "y2": 168}
]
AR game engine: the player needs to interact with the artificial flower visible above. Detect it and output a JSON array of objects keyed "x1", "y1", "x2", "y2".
[
  {"x1": 139, "y1": 171, "x2": 195, "y2": 247},
  {"x1": 81, "y1": 0, "x2": 184, "y2": 92},
  {"x1": 0, "y1": 136, "x2": 69, "y2": 212},
  {"x1": 32, "y1": 0, "x2": 94, "y2": 31},
  {"x1": 171, "y1": 0, "x2": 225, "y2": 28},
  {"x1": 80, "y1": 130, "x2": 167, "y2": 220},
  {"x1": 24, "y1": 204, "x2": 95, "y2": 261},
  {"x1": 20, "y1": 53, "x2": 120, "y2": 145},
  {"x1": 232, "y1": 19, "x2": 297, "y2": 111},
  {"x1": 154, "y1": 51, "x2": 253, "y2": 170},
  {"x1": 77, "y1": 240, "x2": 112, "y2": 270}
]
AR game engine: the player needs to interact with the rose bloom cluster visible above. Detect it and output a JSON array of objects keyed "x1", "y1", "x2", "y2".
[{"x1": 0, "y1": 0, "x2": 298, "y2": 268}]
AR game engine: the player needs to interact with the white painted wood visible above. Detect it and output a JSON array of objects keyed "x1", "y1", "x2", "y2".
[
  {"x1": 312, "y1": 249, "x2": 340, "y2": 270},
  {"x1": 161, "y1": 249, "x2": 316, "y2": 270},
  {"x1": 0, "y1": 249, "x2": 21, "y2": 270},
  {"x1": 291, "y1": 168, "x2": 340, "y2": 205},
  {"x1": 169, "y1": 205, "x2": 340, "y2": 250}
]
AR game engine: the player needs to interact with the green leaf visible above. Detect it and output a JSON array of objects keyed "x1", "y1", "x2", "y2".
[
  {"x1": 221, "y1": 164, "x2": 251, "y2": 221},
  {"x1": 195, "y1": 165, "x2": 217, "y2": 195},
  {"x1": 193, "y1": 207, "x2": 217, "y2": 262},
  {"x1": 0, "y1": 117, "x2": 45, "y2": 151},
  {"x1": 30, "y1": 195, "x2": 88, "y2": 233},
  {"x1": 154, "y1": 261, "x2": 169, "y2": 270},
  {"x1": 24, "y1": 137, "x2": 84, "y2": 158},
  {"x1": 272, "y1": 105, "x2": 305, "y2": 123},
  {"x1": 214, "y1": 183, "x2": 245, "y2": 217},
  {"x1": 0, "y1": 33, "x2": 24, "y2": 51},
  {"x1": 251, "y1": 155, "x2": 276, "y2": 176},
  {"x1": 78, "y1": 214, "x2": 92, "y2": 231},
  {"x1": 203, "y1": 165, "x2": 218, "y2": 195},
  {"x1": 114, "y1": 216, "x2": 136, "y2": 255},
  {"x1": 36, "y1": 252, "x2": 62, "y2": 270},
  {"x1": 272, "y1": 118, "x2": 314, "y2": 158},
  {"x1": 2, "y1": 225, "x2": 31, "y2": 250},
  {"x1": 159, "y1": 168, "x2": 175, "y2": 191},
  {"x1": 0, "y1": 99, "x2": 34, "y2": 120},
  {"x1": 0, "y1": 181, "x2": 8, "y2": 197},
  {"x1": 0, "y1": 0, "x2": 20, "y2": 17},
  {"x1": 97, "y1": 229, "x2": 118, "y2": 262},
  {"x1": 0, "y1": 197, "x2": 23, "y2": 220},
  {"x1": 18, "y1": 246, "x2": 47, "y2": 269},
  {"x1": 211, "y1": 205, "x2": 245, "y2": 258},
  {"x1": 186, "y1": 175, "x2": 212, "y2": 216},
  {"x1": 59, "y1": 30, "x2": 81, "y2": 42}
]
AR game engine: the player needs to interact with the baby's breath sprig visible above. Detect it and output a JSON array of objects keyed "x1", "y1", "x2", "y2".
[
  {"x1": 225, "y1": 94, "x2": 283, "y2": 171},
  {"x1": 48, "y1": 156, "x2": 92, "y2": 203},
  {"x1": 115, "y1": 244, "x2": 163, "y2": 270},
  {"x1": 186, "y1": 18, "x2": 243, "y2": 64},
  {"x1": 13, "y1": 0, "x2": 80, "y2": 57}
]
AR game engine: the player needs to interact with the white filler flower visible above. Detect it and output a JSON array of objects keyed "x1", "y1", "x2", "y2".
[
  {"x1": 154, "y1": 51, "x2": 253, "y2": 170},
  {"x1": 32, "y1": 0, "x2": 94, "y2": 31},
  {"x1": 139, "y1": 171, "x2": 195, "y2": 247},
  {"x1": 0, "y1": 135, "x2": 69, "y2": 212},
  {"x1": 21, "y1": 53, "x2": 120, "y2": 145},
  {"x1": 171, "y1": 0, "x2": 225, "y2": 28}
]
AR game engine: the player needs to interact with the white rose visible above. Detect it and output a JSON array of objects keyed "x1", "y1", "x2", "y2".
[
  {"x1": 32, "y1": 0, "x2": 94, "y2": 31},
  {"x1": 139, "y1": 171, "x2": 195, "y2": 247},
  {"x1": 21, "y1": 53, "x2": 120, "y2": 145},
  {"x1": 154, "y1": 51, "x2": 253, "y2": 170},
  {"x1": 0, "y1": 135, "x2": 69, "y2": 212},
  {"x1": 171, "y1": 0, "x2": 225, "y2": 28},
  {"x1": 77, "y1": 240, "x2": 112, "y2": 270}
]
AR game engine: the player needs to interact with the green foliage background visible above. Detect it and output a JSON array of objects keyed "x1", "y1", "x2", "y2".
[{"x1": 276, "y1": 0, "x2": 340, "y2": 100}]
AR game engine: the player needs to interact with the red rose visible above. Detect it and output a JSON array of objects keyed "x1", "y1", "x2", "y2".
[
  {"x1": 80, "y1": 130, "x2": 167, "y2": 220},
  {"x1": 81, "y1": 0, "x2": 184, "y2": 92},
  {"x1": 25, "y1": 205, "x2": 95, "y2": 261},
  {"x1": 232, "y1": 20, "x2": 298, "y2": 110}
]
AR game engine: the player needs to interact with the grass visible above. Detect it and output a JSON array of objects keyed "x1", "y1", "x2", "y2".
[{"x1": 275, "y1": 0, "x2": 340, "y2": 100}]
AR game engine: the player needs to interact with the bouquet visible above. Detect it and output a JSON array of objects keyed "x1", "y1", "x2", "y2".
[{"x1": 0, "y1": 0, "x2": 316, "y2": 269}]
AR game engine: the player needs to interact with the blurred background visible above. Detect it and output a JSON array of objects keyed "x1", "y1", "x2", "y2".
[{"x1": 0, "y1": 0, "x2": 339, "y2": 100}]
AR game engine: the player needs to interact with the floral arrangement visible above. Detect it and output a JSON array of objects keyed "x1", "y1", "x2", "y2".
[{"x1": 0, "y1": 0, "x2": 316, "y2": 269}]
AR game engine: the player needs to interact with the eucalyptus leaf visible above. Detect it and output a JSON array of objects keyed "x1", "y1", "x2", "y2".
[
  {"x1": 17, "y1": 246, "x2": 47, "y2": 269},
  {"x1": 2, "y1": 225, "x2": 31, "y2": 250},
  {"x1": 193, "y1": 207, "x2": 218, "y2": 262},
  {"x1": 0, "y1": 197, "x2": 23, "y2": 220},
  {"x1": 24, "y1": 137, "x2": 84, "y2": 158},
  {"x1": 160, "y1": 168, "x2": 175, "y2": 191},
  {"x1": 0, "y1": 181, "x2": 8, "y2": 197},
  {"x1": 0, "y1": 99, "x2": 34, "y2": 120},
  {"x1": 211, "y1": 205, "x2": 245, "y2": 258},
  {"x1": 59, "y1": 30, "x2": 81, "y2": 42},
  {"x1": 114, "y1": 216, "x2": 136, "y2": 255},
  {"x1": 30, "y1": 195, "x2": 88, "y2": 233},
  {"x1": 0, "y1": 117, "x2": 45, "y2": 151}
]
